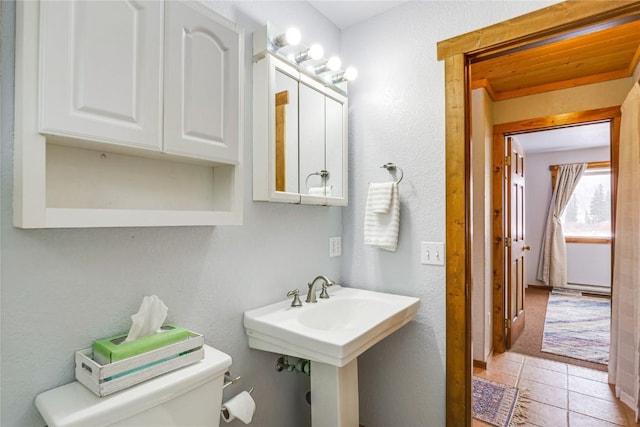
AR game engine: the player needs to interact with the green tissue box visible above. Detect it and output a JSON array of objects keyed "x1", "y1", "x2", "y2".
[{"x1": 93, "y1": 324, "x2": 190, "y2": 365}]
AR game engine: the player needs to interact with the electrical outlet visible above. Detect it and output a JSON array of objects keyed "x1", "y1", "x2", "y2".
[
  {"x1": 329, "y1": 236, "x2": 342, "y2": 257},
  {"x1": 421, "y1": 241, "x2": 445, "y2": 265}
]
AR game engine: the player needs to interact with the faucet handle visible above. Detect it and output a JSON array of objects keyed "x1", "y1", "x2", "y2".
[
  {"x1": 287, "y1": 289, "x2": 303, "y2": 307},
  {"x1": 319, "y1": 280, "x2": 334, "y2": 299}
]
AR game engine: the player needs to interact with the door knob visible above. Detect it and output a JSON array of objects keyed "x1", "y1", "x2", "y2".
[{"x1": 523, "y1": 245, "x2": 531, "y2": 251}]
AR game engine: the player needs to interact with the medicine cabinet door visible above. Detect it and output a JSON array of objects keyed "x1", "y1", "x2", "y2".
[
  {"x1": 299, "y1": 80, "x2": 348, "y2": 206},
  {"x1": 299, "y1": 81, "x2": 327, "y2": 205},
  {"x1": 324, "y1": 93, "x2": 347, "y2": 206},
  {"x1": 274, "y1": 70, "x2": 300, "y2": 195}
]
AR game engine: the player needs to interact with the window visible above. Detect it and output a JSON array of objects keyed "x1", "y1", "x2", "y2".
[{"x1": 560, "y1": 165, "x2": 611, "y2": 242}]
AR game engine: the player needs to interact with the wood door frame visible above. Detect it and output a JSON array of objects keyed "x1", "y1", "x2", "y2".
[
  {"x1": 437, "y1": 3, "x2": 638, "y2": 425},
  {"x1": 491, "y1": 107, "x2": 621, "y2": 354}
]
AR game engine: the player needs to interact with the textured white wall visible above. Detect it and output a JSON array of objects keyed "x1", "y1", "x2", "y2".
[
  {"x1": 340, "y1": 2, "x2": 556, "y2": 426},
  {"x1": 522, "y1": 146, "x2": 611, "y2": 288},
  {"x1": 1, "y1": 2, "x2": 343, "y2": 426},
  {"x1": 566, "y1": 243, "x2": 611, "y2": 287}
]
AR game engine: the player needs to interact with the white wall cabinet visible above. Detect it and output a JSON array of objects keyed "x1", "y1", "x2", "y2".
[
  {"x1": 39, "y1": 0, "x2": 240, "y2": 164},
  {"x1": 253, "y1": 53, "x2": 348, "y2": 206},
  {"x1": 15, "y1": 0, "x2": 243, "y2": 228}
]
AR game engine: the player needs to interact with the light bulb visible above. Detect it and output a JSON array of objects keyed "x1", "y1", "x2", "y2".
[
  {"x1": 296, "y1": 44, "x2": 324, "y2": 64},
  {"x1": 273, "y1": 27, "x2": 301, "y2": 48},
  {"x1": 332, "y1": 67, "x2": 358, "y2": 84},
  {"x1": 284, "y1": 28, "x2": 301, "y2": 46},
  {"x1": 308, "y1": 44, "x2": 324, "y2": 60},
  {"x1": 314, "y1": 56, "x2": 342, "y2": 74},
  {"x1": 344, "y1": 67, "x2": 358, "y2": 81},
  {"x1": 326, "y1": 56, "x2": 342, "y2": 71}
]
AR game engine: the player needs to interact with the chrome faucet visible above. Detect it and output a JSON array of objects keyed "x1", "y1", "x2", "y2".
[{"x1": 306, "y1": 275, "x2": 335, "y2": 303}]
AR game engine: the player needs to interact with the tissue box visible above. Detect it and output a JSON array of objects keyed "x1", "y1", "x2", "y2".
[
  {"x1": 93, "y1": 324, "x2": 190, "y2": 365},
  {"x1": 77, "y1": 331, "x2": 204, "y2": 397}
]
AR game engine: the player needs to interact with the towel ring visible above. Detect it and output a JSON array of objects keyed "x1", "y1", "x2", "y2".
[
  {"x1": 305, "y1": 170, "x2": 330, "y2": 190},
  {"x1": 381, "y1": 163, "x2": 403, "y2": 183}
]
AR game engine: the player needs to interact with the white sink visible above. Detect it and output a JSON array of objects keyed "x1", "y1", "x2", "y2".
[
  {"x1": 244, "y1": 285, "x2": 420, "y2": 426},
  {"x1": 243, "y1": 285, "x2": 420, "y2": 367}
]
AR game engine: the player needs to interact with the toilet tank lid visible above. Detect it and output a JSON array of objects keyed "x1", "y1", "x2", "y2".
[{"x1": 35, "y1": 344, "x2": 232, "y2": 427}]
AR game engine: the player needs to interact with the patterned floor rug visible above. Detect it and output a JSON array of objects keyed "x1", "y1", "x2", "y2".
[
  {"x1": 541, "y1": 291, "x2": 610, "y2": 364},
  {"x1": 473, "y1": 376, "x2": 525, "y2": 427}
]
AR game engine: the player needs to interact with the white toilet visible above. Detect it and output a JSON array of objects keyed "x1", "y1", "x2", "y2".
[{"x1": 35, "y1": 344, "x2": 232, "y2": 427}]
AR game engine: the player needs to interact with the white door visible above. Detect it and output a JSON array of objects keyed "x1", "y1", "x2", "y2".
[
  {"x1": 163, "y1": 1, "x2": 241, "y2": 164},
  {"x1": 39, "y1": 0, "x2": 163, "y2": 151}
]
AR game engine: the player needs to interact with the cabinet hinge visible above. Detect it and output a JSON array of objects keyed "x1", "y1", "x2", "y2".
[
  {"x1": 505, "y1": 156, "x2": 511, "y2": 166},
  {"x1": 505, "y1": 318, "x2": 511, "y2": 329}
]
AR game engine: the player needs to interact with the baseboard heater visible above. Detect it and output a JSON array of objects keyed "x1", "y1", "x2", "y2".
[{"x1": 565, "y1": 282, "x2": 611, "y2": 297}]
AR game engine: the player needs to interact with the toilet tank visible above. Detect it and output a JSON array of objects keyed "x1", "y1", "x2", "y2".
[{"x1": 36, "y1": 345, "x2": 232, "y2": 427}]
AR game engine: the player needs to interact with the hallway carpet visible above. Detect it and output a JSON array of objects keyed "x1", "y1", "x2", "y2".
[
  {"x1": 508, "y1": 287, "x2": 607, "y2": 372},
  {"x1": 541, "y1": 291, "x2": 610, "y2": 364}
]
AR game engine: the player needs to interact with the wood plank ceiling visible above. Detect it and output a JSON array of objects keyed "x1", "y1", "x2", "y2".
[{"x1": 470, "y1": 19, "x2": 640, "y2": 101}]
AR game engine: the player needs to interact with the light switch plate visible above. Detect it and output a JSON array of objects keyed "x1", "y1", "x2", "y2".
[
  {"x1": 421, "y1": 241, "x2": 445, "y2": 265},
  {"x1": 329, "y1": 236, "x2": 342, "y2": 257}
]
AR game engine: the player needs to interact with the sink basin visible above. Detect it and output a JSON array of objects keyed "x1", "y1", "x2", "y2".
[{"x1": 243, "y1": 285, "x2": 420, "y2": 367}]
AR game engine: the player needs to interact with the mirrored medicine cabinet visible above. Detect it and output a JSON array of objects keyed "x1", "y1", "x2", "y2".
[{"x1": 253, "y1": 52, "x2": 348, "y2": 206}]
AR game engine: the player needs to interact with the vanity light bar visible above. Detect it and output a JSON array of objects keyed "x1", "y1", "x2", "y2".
[{"x1": 254, "y1": 23, "x2": 357, "y2": 90}]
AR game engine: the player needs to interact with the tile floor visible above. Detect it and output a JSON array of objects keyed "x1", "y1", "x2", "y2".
[{"x1": 473, "y1": 351, "x2": 640, "y2": 427}]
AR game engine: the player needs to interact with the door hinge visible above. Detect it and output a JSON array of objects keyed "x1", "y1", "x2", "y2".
[
  {"x1": 505, "y1": 156, "x2": 511, "y2": 166},
  {"x1": 505, "y1": 238, "x2": 511, "y2": 248},
  {"x1": 505, "y1": 318, "x2": 511, "y2": 329}
]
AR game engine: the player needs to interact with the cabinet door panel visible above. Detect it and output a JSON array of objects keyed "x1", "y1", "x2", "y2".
[
  {"x1": 299, "y1": 83, "x2": 326, "y2": 199},
  {"x1": 164, "y1": 1, "x2": 241, "y2": 163},
  {"x1": 275, "y1": 71, "x2": 299, "y2": 194},
  {"x1": 325, "y1": 96, "x2": 344, "y2": 198},
  {"x1": 39, "y1": 1, "x2": 163, "y2": 150}
]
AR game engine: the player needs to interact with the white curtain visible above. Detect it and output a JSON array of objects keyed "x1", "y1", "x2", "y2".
[
  {"x1": 536, "y1": 163, "x2": 587, "y2": 286},
  {"x1": 609, "y1": 81, "x2": 640, "y2": 422}
]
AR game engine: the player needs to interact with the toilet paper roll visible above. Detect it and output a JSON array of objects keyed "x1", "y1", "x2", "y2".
[{"x1": 221, "y1": 391, "x2": 256, "y2": 424}]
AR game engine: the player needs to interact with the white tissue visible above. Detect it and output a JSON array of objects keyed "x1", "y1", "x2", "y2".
[
  {"x1": 221, "y1": 391, "x2": 256, "y2": 424},
  {"x1": 125, "y1": 295, "x2": 168, "y2": 342}
]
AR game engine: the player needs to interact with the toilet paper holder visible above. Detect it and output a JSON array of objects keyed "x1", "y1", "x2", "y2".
[
  {"x1": 223, "y1": 371, "x2": 241, "y2": 389},
  {"x1": 221, "y1": 371, "x2": 254, "y2": 419}
]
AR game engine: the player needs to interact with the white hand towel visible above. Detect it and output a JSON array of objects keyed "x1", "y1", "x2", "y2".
[
  {"x1": 366, "y1": 182, "x2": 394, "y2": 213},
  {"x1": 308, "y1": 186, "x2": 333, "y2": 196},
  {"x1": 364, "y1": 182, "x2": 400, "y2": 251}
]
